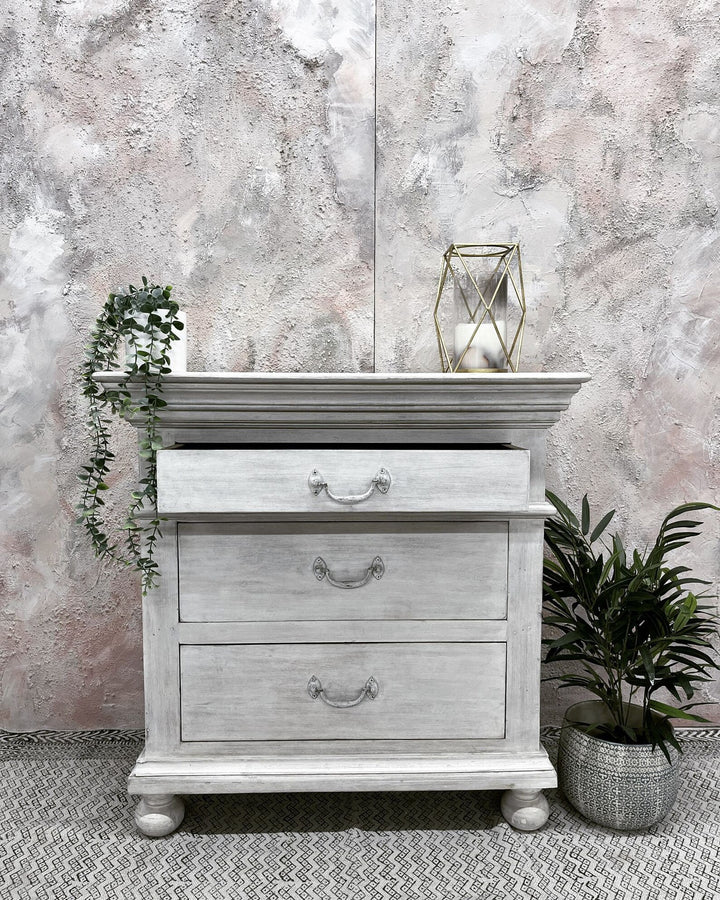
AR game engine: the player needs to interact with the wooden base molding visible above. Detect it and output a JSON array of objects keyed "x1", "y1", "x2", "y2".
[{"x1": 129, "y1": 751, "x2": 557, "y2": 796}]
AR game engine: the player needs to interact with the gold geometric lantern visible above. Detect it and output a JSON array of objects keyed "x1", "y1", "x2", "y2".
[{"x1": 433, "y1": 243, "x2": 527, "y2": 373}]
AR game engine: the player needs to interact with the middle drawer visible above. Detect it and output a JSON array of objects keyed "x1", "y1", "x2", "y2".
[{"x1": 178, "y1": 522, "x2": 508, "y2": 622}]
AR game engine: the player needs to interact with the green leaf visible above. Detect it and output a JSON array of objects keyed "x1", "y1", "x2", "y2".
[
  {"x1": 675, "y1": 673, "x2": 695, "y2": 700},
  {"x1": 648, "y1": 700, "x2": 709, "y2": 722},
  {"x1": 639, "y1": 645, "x2": 656, "y2": 683},
  {"x1": 612, "y1": 533, "x2": 626, "y2": 568},
  {"x1": 581, "y1": 495, "x2": 590, "y2": 536},
  {"x1": 548, "y1": 631, "x2": 587, "y2": 650},
  {"x1": 546, "y1": 491, "x2": 580, "y2": 528},
  {"x1": 599, "y1": 549, "x2": 620, "y2": 584},
  {"x1": 666, "y1": 646, "x2": 718, "y2": 666},
  {"x1": 590, "y1": 509, "x2": 615, "y2": 544}
]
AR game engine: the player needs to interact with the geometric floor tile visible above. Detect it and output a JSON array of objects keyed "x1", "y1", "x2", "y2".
[{"x1": 1, "y1": 728, "x2": 719, "y2": 900}]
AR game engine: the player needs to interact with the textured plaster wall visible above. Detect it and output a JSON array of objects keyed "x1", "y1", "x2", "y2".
[
  {"x1": 0, "y1": 0, "x2": 374, "y2": 730},
  {"x1": 375, "y1": 0, "x2": 720, "y2": 722},
  {"x1": 1, "y1": 0, "x2": 718, "y2": 730}
]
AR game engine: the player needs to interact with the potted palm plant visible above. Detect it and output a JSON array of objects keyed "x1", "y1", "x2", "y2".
[
  {"x1": 543, "y1": 492, "x2": 719, "y2": 830},
  {"x1": 77, "y1": 277, "x2": 184, "y2": 594}
]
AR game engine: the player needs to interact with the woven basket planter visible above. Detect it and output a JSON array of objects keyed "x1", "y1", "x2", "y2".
[{"x1": 558, "y1": 700, "x2": 680, "y2": 831}]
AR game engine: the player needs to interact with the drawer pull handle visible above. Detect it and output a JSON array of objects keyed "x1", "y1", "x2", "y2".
[
  {"x1": 307, "y1": 675, "x2": 379, "y2": 708},
  {"x1": 308, "y1": 467, "x2": 391, "y2": 504},
  {"x1": 313, "y1": 555, "x2": 385, "y2": 589}
]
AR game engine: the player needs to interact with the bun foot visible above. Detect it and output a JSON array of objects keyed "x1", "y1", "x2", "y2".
[
  {"x1": 134, "y1": 794, "x2": 185, "y2": 837},
  {"x1": 500, "y1": 788, "x2": 550, "y2": 831}
]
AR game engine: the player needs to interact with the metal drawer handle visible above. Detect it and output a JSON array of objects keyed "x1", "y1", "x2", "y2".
[
  {"x1": 313, "y1": 555, "x2": 385, "y2": 589},
  {"x1": 307, "y1": 675, "x2": 379, "y2": 708},
  {"x1": 308, "y1": 467, "x2": 391, "y2": 504}
]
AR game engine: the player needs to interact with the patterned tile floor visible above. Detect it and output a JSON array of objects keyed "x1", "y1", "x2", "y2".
[{"x1": 1, "y1": 729, "x2": 719, "y2": 900}]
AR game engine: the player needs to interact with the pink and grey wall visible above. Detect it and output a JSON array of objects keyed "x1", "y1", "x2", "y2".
[{"x1": 1, "y1": 0, "x2": 718, "y2": 729}]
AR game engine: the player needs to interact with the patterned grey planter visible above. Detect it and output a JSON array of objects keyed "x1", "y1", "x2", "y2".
[{"x1": 558, "y1": 700, "x2": 680, "y2": 830}]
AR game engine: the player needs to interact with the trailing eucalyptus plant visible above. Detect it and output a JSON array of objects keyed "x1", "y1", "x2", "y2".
[
  {"x1": 543, "y1": 492, "x2": 719, "y2": 759},
  {"x1": 77, "y1": 277, "x2": 183, "y2": 594}
]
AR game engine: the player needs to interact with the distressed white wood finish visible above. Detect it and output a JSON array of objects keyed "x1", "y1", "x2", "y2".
[
  {"x1": 131, "y1": 750, "x2": 554, "y2": 774},
  {"x1": 176, "y1": 620, "x2": 509, "y2": 644},
  {"x1": 178, "y1": 522, "x2": 508, "y2": 622},
  {"x1": 179, "y1": 643, "x2": 506, "y2": 742},
  {"x1": 157, "y1": 449, "x2": 529, "y2": 515},
  {"x1": 115, "y1": 372, "x2": 588, "y2": 835},
  {"x1": 141, "y1": 523, "x2": 181, "y2": 756},
  {"x1": 504, "y1": 519, "x2": 546, "y2": 749},
  {"x1": 147, "y1": 736, "x2": 525, "y2": 759},
  {"x1": 128, "y1": 752, "x2": 556, "y2": 795},
  {"x1": 500, "y1": 789, "x2": 551, "y2": 831},
  {"x1": 134, "y1": 794, "x2": 185, "y2": 837},
  {"x1": 95, "y1": 371, "x2": 590, "y2": 433}
]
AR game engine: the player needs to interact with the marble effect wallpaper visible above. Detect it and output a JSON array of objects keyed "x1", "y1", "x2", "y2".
[{"x1": 1, "y1": 0, "x2": 718, "y2": 729}]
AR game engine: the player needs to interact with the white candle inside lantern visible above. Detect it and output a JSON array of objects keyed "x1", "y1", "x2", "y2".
[{"x1": 454, "y1": 319, "x2": 507, "y2": 371}]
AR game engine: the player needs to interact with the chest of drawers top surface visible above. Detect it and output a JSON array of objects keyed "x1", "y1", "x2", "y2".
[{"x1": 95, "y1": 371, "x2": 589, "y2": 440}]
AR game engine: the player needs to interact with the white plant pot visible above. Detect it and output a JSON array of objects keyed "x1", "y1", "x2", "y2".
[
  {"x1": 558, "y1": 700, "x2": 680, "y2": 830},
  {"x1": 124, "y1": 310, "x2": 187, "y2": 373}
]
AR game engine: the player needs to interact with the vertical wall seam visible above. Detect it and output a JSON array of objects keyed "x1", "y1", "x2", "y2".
[{"x1": 373, "y1": 0, "x2": 378, "y2": 373}]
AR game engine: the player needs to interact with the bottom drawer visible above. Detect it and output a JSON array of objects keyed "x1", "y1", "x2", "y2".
[{"x1": 180, "y1": 643, "x2": 506, "y2": 742}]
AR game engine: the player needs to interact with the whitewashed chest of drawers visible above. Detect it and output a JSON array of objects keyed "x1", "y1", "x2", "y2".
[{"x1": 100, "y1": 372, "x2": 587, "y2": 836}]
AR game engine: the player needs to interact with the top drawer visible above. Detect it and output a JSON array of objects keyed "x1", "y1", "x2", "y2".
[{"x1": 156, "y1": 448, "x2": 529, "y2": 515}]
